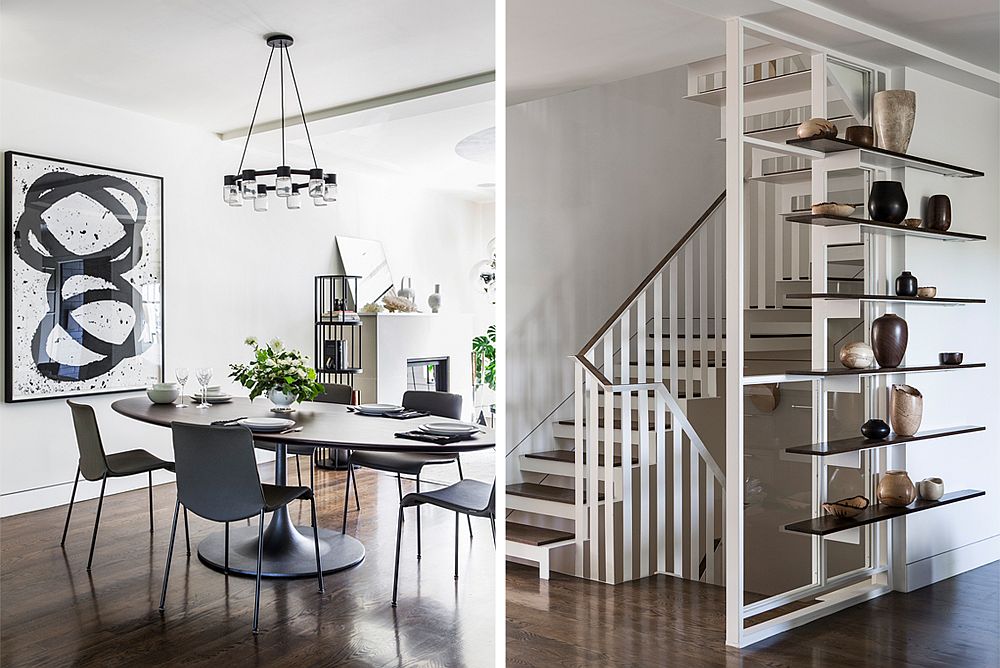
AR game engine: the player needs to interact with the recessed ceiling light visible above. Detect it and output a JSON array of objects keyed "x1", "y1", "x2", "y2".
[{"x1": 455, "y1": 127, "x2": 495, "y2": 164}]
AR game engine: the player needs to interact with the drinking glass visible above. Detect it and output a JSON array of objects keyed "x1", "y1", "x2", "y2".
[
  {"x1": 175, "y1": 367, "x2": 189, "y2": 407},
  {"x1": 195, "y1": 367, "x2": 213, "y2": 409}
]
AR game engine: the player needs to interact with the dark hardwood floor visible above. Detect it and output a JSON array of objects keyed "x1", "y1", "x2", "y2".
[
  {"x1": 506, "y1": 561, "x2": 1000, "y2": 667},
  {"x1": 1, "y1": 455, "x2": 495, "y2": 667}
]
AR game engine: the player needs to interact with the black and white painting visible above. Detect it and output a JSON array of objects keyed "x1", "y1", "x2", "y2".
[{"x1": 4, "y1": 152, "x2": 163, "y2": 402}]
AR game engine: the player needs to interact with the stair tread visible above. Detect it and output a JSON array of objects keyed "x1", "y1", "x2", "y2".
[
  {"x1": 525, "y1": 449, "x2": 638, "y2": 466},
  {"x1": 506, "y1": 522, "x2": 575, "y2": 546},
  {"x1": 507, "y1": 483, "x2": 603, "y2": 504}
]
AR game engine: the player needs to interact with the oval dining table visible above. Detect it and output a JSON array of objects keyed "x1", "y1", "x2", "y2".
[{"x1": 111, "y1": 397, "x2": 495, "y2": 579}]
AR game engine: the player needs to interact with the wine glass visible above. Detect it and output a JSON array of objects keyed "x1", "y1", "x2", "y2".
[
  {"x1": 195, "y1": 367, "x2": 213, "y2": 409},
  {"x1": 175, "y1": 367, "x2": 189, "y2": 407}
]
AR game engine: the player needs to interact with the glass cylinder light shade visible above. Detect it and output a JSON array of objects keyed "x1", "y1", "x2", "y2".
[
  {"x1": 253, "y1": 184, "x2": 269, "y2": 212},
  {"x1": 286, "y1": 185, "x2": 302, "y2": 209},
  {"x1": 223, "y1": 175, "x2": 240, "y2": 205},
  {"x1": 275, "y1": 166, "x2": 293, "y2": 197},
  {"x1": 308, "y1": 168, "x2": 325, "y2": 198},
  {"x1": 322, "y1": 174, "x2": 338, "y2": 202},
  {"x1": 240, "y1": 169, "x2": 257, "y2": 199}
]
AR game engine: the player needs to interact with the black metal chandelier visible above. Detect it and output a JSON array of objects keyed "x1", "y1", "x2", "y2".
[{"x1": 223, "y1": 33, "x2": 336, "y2": 211}]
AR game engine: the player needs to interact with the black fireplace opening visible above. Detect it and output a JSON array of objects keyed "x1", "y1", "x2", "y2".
[{"x1": 407, "y1": 357, "x2": 449, "y2": 392}]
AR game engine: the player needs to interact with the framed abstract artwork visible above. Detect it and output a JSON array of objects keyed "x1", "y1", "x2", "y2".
[{"x1": 4, "y1": 151, "x2": 164, "y2": 402}]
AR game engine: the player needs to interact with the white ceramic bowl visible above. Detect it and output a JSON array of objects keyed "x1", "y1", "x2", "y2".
[
  {"x1": 147, "y1": 386, "x2": 180, "y2": 404},
  {"x1": 152, "y1": 382, "x2": 180, "y2": 390}
]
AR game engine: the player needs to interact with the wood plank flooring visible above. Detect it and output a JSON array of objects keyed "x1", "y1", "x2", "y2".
[
  {"x1": 1, "y1": 455, "x2": 495, "y2": 667},
  {"x1": 506, "y1": 561, "x2": 1000, "y2": 667}
]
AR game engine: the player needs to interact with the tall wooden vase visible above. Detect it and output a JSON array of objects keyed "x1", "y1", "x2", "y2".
[
  {"x1": 874, "y1": 90, "x2": 916, "y2": 153},
  {"x1": 871, "y1": 313, "x2": 908, "y2": 368}
]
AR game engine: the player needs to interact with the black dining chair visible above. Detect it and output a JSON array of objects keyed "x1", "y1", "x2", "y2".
[
  {"x1": 160, "y1": 422, "x2": 324, "y2": 634},
  {"x1": 62, "y1": 400, "x2": 190, "y2": 570},
  {"x1": 342, "y1": 390, "x2": 472, "y2": 557},
  {"x1": 391, "y1": 479, "x2": 495, "y2": 607}
]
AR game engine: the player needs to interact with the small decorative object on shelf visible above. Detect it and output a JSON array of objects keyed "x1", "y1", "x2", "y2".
[
  {"x1": 917, "y1": 286, "x2": 937, "y2": 298},
  {"x1": 229, "y1": 337, "x2": 324, "y2": 413},
  {"x1": 796, "y1": 117, "x2": 837, "y2": 139},
  {"x1": 901, "y1": 218, "x2": 922, "y2": 228},
  {"x1": 360, "y1": 302, "x2": 384, "y2": 314},
  {"x1": 894, "y1": 271, "x2": 918, "y2": 297},
  {"x1": 840, "y1": 341, "x2": 874, "y2": 369},
  {"x1": 321, "y1": 297, "x2": 361, "y2": 324},
  {"x1": 868, "y1": 181, "x2": 908, "y2": 224},
  {"x1": 811, "y1": 202, "x2": 856, "y2": 216},
  {"x1": 917, "y1": 477, "x2": 945, "y2": 501},
  {"x1": 382, "y1": 294, "x2": 418, "y2": 313},
  {"x1": 428, "y1": 284, "x2": 442, "y2": 313},
  {"x1": 861, "y1": 419, "x2": 891, "y2": 440},
  {"x1": 871, "y1": 313, "x2": 908, "y2": 368},
  {"x1": 939, "y1": 352, "x2": 964, "y2": 366},
  {"x1": 873, "y1": 89, "x2": 916, "y2": 153},
  {"x1": 748, "y1": 383, "x2": 781, "y2": 412},
  {"x1": 397, "y1": 277, "x2": 415, "y2": 303},
  {"x1": 877, "y1": 470, "x2": 917, "y2": 507},
  {"x1": 323, "y1": 339, "x2": 347, "y2": 371},
  {"x1": 844, "y1": 125, "x2": 874, "y2": 147},
  {"x1": 924, "y1": 194, "x2": 952, "y2": 231},
  {"x1": 822, "y1": 496, "x2": 870, "y2": 518},
  {"x1": 890, "y1": 384, "x2": 923, "y2": 437}
]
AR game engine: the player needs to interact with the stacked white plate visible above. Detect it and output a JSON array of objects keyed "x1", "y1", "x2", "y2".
[
  {"x1": 418, "y1": 422, "x2": 480, "y2": 436},
  {"x1": 238, "y1": 417, "x2": 295, "y2": 432},
  {"x1": 355, "y1": 403, "x2": 404, "y2": 416},
  {"x1": 191, "y1": 392, "x2": 233, "y2": 404}
]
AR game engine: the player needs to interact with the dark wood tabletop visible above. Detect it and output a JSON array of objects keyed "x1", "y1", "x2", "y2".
[{"x1": 111, "y1": 397, "x2": 495, "y2": 453}]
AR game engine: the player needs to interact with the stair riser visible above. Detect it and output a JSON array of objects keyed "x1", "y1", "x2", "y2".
[
  {"x1": 519, "y1": 455, "x2": 626, "y2": 481},
  {"x1": 506, "y1": 494, "x2": 579, "y2": 520}
]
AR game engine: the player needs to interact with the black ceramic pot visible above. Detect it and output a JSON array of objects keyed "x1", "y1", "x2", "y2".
[
  {"x1": 871, "y1": 313, "x2": 908, "y2": 368},
  {"x1": 868, "y1": 181, "x2": 908, "y2": 224},
  {"x1": 924, "y1": 194, "x2": 952, "y2": 231},
  {"x1": 861, "y1": 419, "x2": 891, "y2": 440},
  {"x1": 895, "y1": 271, "x2": 918, "y2": 297}
]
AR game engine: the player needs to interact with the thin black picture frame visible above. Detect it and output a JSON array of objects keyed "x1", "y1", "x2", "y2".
[{"x1": 4, "y1": 150, "x2": 165, "y2": 403}]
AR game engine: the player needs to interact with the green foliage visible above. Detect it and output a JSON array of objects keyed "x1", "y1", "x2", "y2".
[
  {"x1": 229, "y1": 336, "x2": 325, "y2": 402},
  {"x1": 472, "y1": 325, "x2": 496, "y2": 391}
]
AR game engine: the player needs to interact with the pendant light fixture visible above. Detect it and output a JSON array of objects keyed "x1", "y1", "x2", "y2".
[{"x1": 224, "y1": 34, "x2": 337, "y2": 210}]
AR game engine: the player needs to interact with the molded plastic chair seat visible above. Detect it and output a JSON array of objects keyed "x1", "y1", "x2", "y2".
[
  {"x1": 350, "y1": 450, "x2": 456, "y2": 476},
  {"x1": 401, "y1": 479, "x2": 494, "y2": 516},
  {"x1": 106, "y1": 449, "x2": 175, "y2": 477},
  {"x1": 254, "y1": 441, "x2": 314, "y2": 456},
  {"x1": 261, "y1": 483, "x2": 312, "y2": 511}
]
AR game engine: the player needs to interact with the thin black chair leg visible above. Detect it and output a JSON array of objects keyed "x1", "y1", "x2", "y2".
[
  {"x1": 183, "y1": 508, "x2": 191, "y2": 555},
  {"x1": 490, "y1": 516, "x2": 496, "y2": 546},
  {"x1": 224, "y1": 522, "x2": 230, "y2": 574},
  {"x1": 86, "y1": 476, "x2": 108, "y2": 571},
  {"x1": 310, "y1": 497, "x2": 324, "y2": 593},
  {"x1": 454, "y1": 512, "x2": 459, "y2": 580},
  {"x1": 60, "y1": 467, "x2": 81, "y2": 547},
  {"x1": 148, "y1": 471, "x2": 154, "y2": 533},
  {"x1": 456, "y1": 459, "x2": 473, "y2": 538},
  {"x1": 296, "y1": 455, "x2": 302, "y2": 486},
  {"x1": 351, "y1": 466, "x2": 360, "y2": 510},
  {"x1": 415, "y1": 474, "x2": 422, "y2": 560},
  {"x1": 391, "y1": 505, "x2": 404, "y2": 607},
  {"x1": 252, "y1": 510, "x2": 264, "y2": 634},
  {"x1": 158, "y1": 499, "x2": 180, "y2": 610},
  {"x1": 309, "y1": 451, "x2": 315, "y2": 492},
  {"x1": 396, "y1": 473, "x2": 404, "y2": 522},
  {"x1": 341, "y1": 455, "x2": 352, "y2": 534}
]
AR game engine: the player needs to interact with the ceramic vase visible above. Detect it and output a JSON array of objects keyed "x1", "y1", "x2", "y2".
[
  {"x1": 873, "y1": 90, "x2": 916, "y2": 153},
  {"x1": 917, "y1": 477, "x2": 945, "y2": 501},
  {"x1": 924, "y1": 194, "x2": 952, "y2": 231},
  {"x1": 868, "y1": 181, "x2": 908, "y2": 224},
  {"x1": 839, "y1": 341, "x2": 874, "y2": 369},
  {"x1": 895, "y1": 271, "x2": 918, "y2": 297},
  {"x1": 861, "y1": 419, "x2": 890, "y2": 440},
  {"x1": 398, "y1": 277, "x2": 415, "y2": 303},
  {"x1": 844, "y1": 125, "x2": 874, "y2": 147},
  {"x1": 871, "y1": 313, "x2": 908, "y2": 368},
  {"x1": 268, "y1": 388, "x2": 296, "y2": 412},
  {"x1": 889, "y1": 384, "x2": 923, "y2": 437},
  {"x1": 428, "y1": 284, "x2": 442, "y2": 313},
  {"x1": 877, "y1": 470, "x2": 916, "y2": 507}
]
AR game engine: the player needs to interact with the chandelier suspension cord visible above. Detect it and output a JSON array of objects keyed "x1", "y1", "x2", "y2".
[
  {"x1": 280, "y1": 45, "x2": 286, "y2": 165},
  {"x1": 236, "y1": 46, "x2": 275, "y2": 176},
  {"x1": 285, "y1": 48, "x2": 319, "y2": 170}
]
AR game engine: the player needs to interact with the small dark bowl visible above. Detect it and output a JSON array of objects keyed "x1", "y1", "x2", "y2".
[
  {"x1": 939, "y1": 352, "x2": 964, "y2": 366},
  {"x1": 861, "y1": 419, "x2": 891, "y2": 440},
  {"x1": 845, "y1": 125, "x2": 874, "y2": 147}
]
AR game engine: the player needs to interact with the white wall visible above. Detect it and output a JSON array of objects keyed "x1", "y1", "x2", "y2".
[
  {"x1": 0, "y1": 79, "x2": 493, "y2": 516},
  {"x1": 895, "y1": 68, "x2": 1000, "y2": 587},
  {"x1": 505, "y1": 64, "x2": 724, "y2": 471}
]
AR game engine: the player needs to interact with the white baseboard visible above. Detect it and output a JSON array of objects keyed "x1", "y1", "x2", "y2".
[
  {"x1": 0, "y1": 469, "x2": 177, "y2": 518},
  {"x1": 904, "y1": 534, "x2": 1000, "y2": 592}
]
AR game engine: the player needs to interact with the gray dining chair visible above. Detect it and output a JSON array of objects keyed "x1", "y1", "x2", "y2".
[
  {"x1": 391, "y1": 479, "x2": 495, "y2": 606},
  {"x1": 342, "y1": 390, "x2": 471, "y2": 557},
  {"x1": 62, "y1": 400, "x2": 189, "y2": 570},
  {"x1": 160, "y1": 422, "x2": 323, "y2": 634}
]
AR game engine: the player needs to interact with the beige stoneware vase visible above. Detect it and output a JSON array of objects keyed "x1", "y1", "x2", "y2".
[
  {"x1": 877, "y1": 470, "x2": 916, "y2": 507},
  {"x1": 889, "y1": 383, "x2": 922, "y2": 436}
]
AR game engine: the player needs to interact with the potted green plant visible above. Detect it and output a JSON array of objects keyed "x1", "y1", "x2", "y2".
[
  {"x1": 472, "y1": 325, "x2": 496, "y2": 424},
  {"x1": 229, "y1": 337, "x2": 324, "y2": 411}
]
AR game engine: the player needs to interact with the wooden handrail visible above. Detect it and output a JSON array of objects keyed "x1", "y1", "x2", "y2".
[{"x1": 577, "y1": 190, "x2": 726, "y2": 357}]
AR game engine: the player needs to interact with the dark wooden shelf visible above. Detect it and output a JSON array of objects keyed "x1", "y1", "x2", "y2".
[
  {"x1": 316, "y1": 320, "x2": 361, "y2": 326},
  {"x1": 783, "y1": 213, "x2": 987, "y2": 242},
  {"x1": 786, "y1": 293, "x2": 986, "y2": 304},
  {"x1": 786, "y1": 362, "x2": 985, "y2": 377},
  {"x1": 786, "y1": 425, "x2": 986, "y2": 456},
  {"x1": 784, "y1": 489, "x2": 985, "y2": 536},
  {"x1": 785, "y1": 137, "x2": 984, "y2": 178}
]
